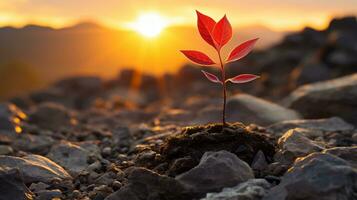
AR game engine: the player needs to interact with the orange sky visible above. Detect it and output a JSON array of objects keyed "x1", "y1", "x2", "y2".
[{"x1": 1, "y1": 0, "x2": 356, "y2": 31}]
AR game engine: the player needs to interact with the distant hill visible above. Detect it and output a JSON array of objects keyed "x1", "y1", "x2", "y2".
[{"x1": 0, "y1": 22, "x2": 283, "y2": 98}]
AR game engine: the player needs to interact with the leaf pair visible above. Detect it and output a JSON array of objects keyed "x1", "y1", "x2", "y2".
[
  {"x1": 202, "y1": 70, "x2": 259, "y2": 84},
  {"x1": 197, "y1": 11, "x2": 233, "y2": 50},
  {"x1": 180, "y1": 10, "x2": 259, "y2": 85},
  {"x1": 181, "y1": 11, "x2": 258, "y2": 66}
]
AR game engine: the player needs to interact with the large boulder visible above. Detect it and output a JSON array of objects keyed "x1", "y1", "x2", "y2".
[
  {"x1": 105, "y1": 167, "x2": 192, "y2": 200},
  {"x1": 0, "y1": 167, "x2": 33, "y2": 200},
  {"x1": 285, "y1": 73, "x2": 357, "y2": 125},
  {"x1": 0, "y1": 154, "x2": 71, "y2": 184},
  {"x1": 264, "y1": 153, "x2": 357, "y2": 200},
  {"x1": 226, "y1": 94, "x2": 301, "y2": 126},
  {"x1": 176, "y1": 150, "x2": 254, "y2": 195},
  {"x1": 201, "y1": 179, "x2": 272, "y2": 200}
]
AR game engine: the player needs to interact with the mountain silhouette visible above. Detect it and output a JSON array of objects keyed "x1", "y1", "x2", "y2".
[{"x1": 0, "y1": 21, "x2": 283, "y2": 98}]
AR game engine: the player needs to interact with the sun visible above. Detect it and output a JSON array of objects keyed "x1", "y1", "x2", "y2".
[{"x1": 130, "y1": 13, "x2": 168, "y2": 38}]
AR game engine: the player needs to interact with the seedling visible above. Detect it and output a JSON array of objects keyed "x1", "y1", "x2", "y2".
[{"x1": 181, "y1": 11, "x2": 260, "y2": 126}]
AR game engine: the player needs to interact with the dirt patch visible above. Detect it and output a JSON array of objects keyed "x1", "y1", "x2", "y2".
[{"x1": 138, "y1": 123, "x2": 276, "y2": 176}]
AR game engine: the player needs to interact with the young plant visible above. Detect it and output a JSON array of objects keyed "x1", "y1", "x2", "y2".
[{"x1": 180, "y1": 10, "x2": 260, "y2": 126}]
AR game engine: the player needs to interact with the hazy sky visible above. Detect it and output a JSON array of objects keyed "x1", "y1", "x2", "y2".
[{"x1": 1, "y1": 0, "x2": 356, "y2": 30}]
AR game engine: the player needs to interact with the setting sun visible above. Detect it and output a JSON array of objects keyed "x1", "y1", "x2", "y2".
[{"x1": 129, "y1": 13, "x2": 168, "y2": 38}]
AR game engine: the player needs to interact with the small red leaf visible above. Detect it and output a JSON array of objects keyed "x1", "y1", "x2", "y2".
[
  {"x1": 212, "y1": 15, "x2": 232, "y2": 50},
  {"x1": 227, "y1": 38, "x2": 259, "y2": 63},
  {"x1": 201, "y1": 70, "x2": 222, "y2": 84},
  {"x1": 226, "y1": 74, "x2": 260, "y2": 84},
  {"x1": 180, "y1": 50, "x2": 215, "y2": 65},
  {"x1": 196, "y1": 10, "x2": 216, "y2": 48}
]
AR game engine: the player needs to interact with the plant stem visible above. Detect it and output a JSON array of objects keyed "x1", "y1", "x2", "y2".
[{"x1": 217, "y1": 50, "x2": 226, "y2": 127}]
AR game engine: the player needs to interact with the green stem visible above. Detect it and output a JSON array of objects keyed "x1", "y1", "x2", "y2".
[{"x1": 217, "y1": 50, "x2": 226, "y2": 127}]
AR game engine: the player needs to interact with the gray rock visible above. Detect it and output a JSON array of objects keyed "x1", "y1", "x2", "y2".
[
  {"x1": 226, "y1": 94, "x2": 301, "y2": 126},
  {"x1": 0, "y1": 154, "x2": 71, "y2": 184},
  {"x1": 264, "y1": 153, "x2": 357, "y2": 200},
  {"x1": 13, "y1": 134, "x2": 54, "y2": 154},
  {"x1": 251, "y1": 150, "x2": 268, "y2": 171},
  {"x1": 176, "y1": 150, "x2": 254, "y2": 195},
  {"x1": 323, "y1": 147, "x2": 357, "y2": 168},
  {"x1": 112, "y1": 126, "x2": 132, "y2": 149},
  {"x1": 201, "y1": 179, "x2": 272, "y2": 200},
  {"x1": 36, "y1": 189, "x2": 63, "y2": 200},
  {"x1": 47, "y1": 141, "x2": 98, "y2": 176},
  {"x1": 54, "y1": 76, "x2": 103, "y2": 92},
  {"x1": 0, "y1": 145, "x2": 13, "y2": 155},
  {"x1": 275, "y1": 129, "x2": 324, "y2": 165},
  {"x1": 0, "y1": 167, "x2": 33, "y2": 200},
  {"x1": 294, "y1": 62, "x2": 331, "y2": 86},
  {"x1": 268, "y1": 117, "x2": 354, "y2": 137},
  {"x1": 105, "y1": 167, "x2": 191, "y2": 200},
  {"x1": 29, "y1": 182, "x2": 49, "y2": 193},
  {"x1": 28, "y1": 102, "x2": 74, "y2": 131},
  {"x1": 284, "y1": 73, "x2": 357, "y2": 125},
  {"x1": 94, "y1": 172, "x2": 117, "y2": 185}
]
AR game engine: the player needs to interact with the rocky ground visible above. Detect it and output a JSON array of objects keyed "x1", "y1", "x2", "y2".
[{"x1": 1, "y1": 17, "x2": 357, "y2": 200}]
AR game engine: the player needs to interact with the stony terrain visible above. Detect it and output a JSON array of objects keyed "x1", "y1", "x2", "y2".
[{"x1": 0, "y1": 16, "x2": 357, "y2": 200}]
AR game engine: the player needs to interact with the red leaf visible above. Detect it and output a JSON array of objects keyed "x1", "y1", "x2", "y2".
[
  {"x1": 227, "y1": 38, "x2": 259, "y2": 63},
  {"x1": 212, "y1": 15, "x2": 232, "y2": 50},
  {"x1": 226, "y1": 74, "x2": 260, "y2": 84},
  {"x1": 196, "y1": 10, "x2": 216, "y2": 48},
  {"x1": 201, "y1": 70, "x2": 222, "y2": 84},
  {"x1": 180, "y1": 50, "x2": 215, "y2": 65}
]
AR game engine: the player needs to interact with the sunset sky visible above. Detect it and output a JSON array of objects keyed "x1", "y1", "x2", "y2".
[{"x1": 1, "y1": 0, "x2": 357, "y2": 31}]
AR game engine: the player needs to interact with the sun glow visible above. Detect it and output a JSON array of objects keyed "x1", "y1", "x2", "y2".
[{"x1": 129, "y1": 13, "x2": 168, "y2": 38}]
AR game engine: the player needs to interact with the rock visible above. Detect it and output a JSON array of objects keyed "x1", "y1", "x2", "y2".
[
  {"x1": 264, "y1": 153, "x2": 357, "y2": 200},
  {"x1": 0, "y1": 103, "x2": 26, "y2": 136},
  {"x1": 327, "y1": 16, "x2": 357, "y2": 32},
  {"x1": 54, "y1": 76, "x2": 103, "y2": 92},
  {"x1": 36, "y1": 189, "x2": 63, "y2": 200},
  {"x1": 268, "y1": 117, "x2": 354, "y2": 137},
  {"x1": 176, "y1": 150, "x2": 254, "y2": 195},
  {"x1": 28, "y1": 102, "x2": 75, "y2": 131},
  {"x1": 293, "y1": 62, "x2": 331, "y2": 86},
  {"x1": 0, "y1": 167, "x2": 33, "y2": 200},
  {"x1": 284, "y1": 73, "x2": 357, "y2": 125},
  {"x1": 13, "y1": 134, "x2": 54, "y2": 154},
  {"x1": 94, "y1": 172, "x2": 117, "y2": 185},
  {"x1": 112, "y1": 126, "x2": 132, "y2": 149},
  {"x1": 251, "y1": 150, "x2": 268, "y2": 171},
  {"x1": 0, "y1": 145, "x2": 13, "y2": 155},
  {"x1": 47, "y1": 141, "x2": 97, "y2": 176},
  {"x1": 226, "y1": 94, "x2": 301, "y2": 126},
  {"x1": 29, "y1": 182, "x2": 49, "y2": 193},
  {"x1": 275, "y1": 129, "x2": 324, "y2": 164},
  {"x1": 323, "y1": 147, "x2": 357, "y2": 167},
  {"x1": 29, "y1": 88, "x2": 72, "y2": 106},
  {"x1": 0, "y1": 154, "x2": 71, "y2": 184},
  {"x1": 201, "y1": 179, "x2": 272, "y2": 200},
  {"x1": 102, "y1": 147, "x2": 112, "y2": 156},
  {"x1": 105, "y1": 167, "x2": 192, "y2": 200}
]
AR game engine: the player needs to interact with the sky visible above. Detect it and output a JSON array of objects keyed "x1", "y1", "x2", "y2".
[{"x1": 1, "y1": 0, "x2": 357, "y2": 31}]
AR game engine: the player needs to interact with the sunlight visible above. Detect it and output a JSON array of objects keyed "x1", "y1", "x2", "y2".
[{"x1": 129, "y1": 13, "x2": 168, "y2": 38}]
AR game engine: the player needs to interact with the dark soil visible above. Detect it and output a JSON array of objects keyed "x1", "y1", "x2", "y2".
[{"x1": 139, "y1": 123, "x2": 276, "y2": 176}]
